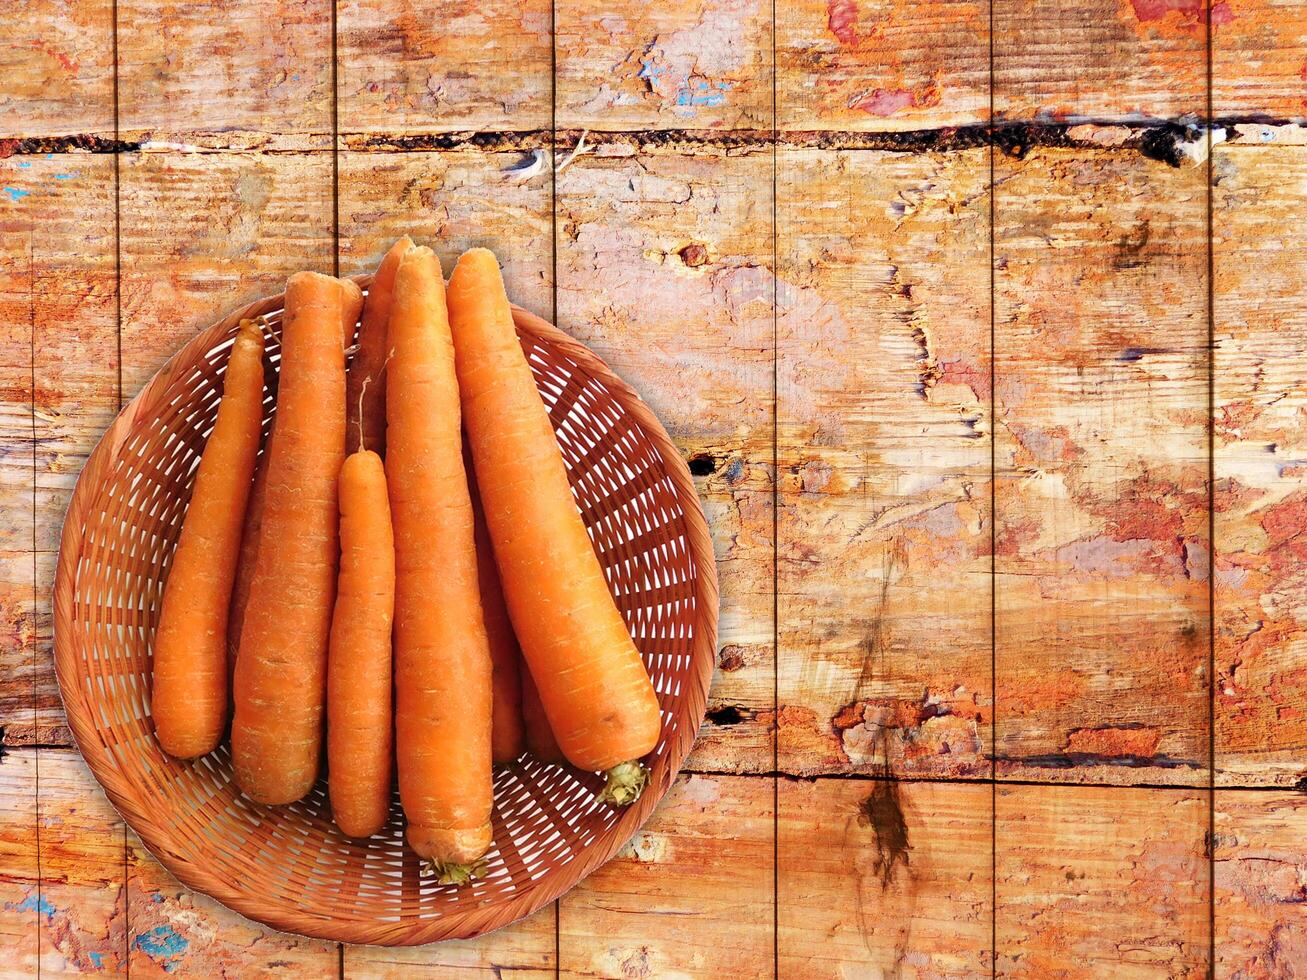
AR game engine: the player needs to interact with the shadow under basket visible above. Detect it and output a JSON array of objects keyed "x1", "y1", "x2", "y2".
[{"x1": 53, "y1": 275, "x2": 718, "y2": 945}]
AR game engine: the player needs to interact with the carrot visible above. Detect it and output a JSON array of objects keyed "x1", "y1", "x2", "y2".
[
  {"x1": 327, "y1": 442, "x2": 395, "y2": 838},
  {"x1": 466, "y1": 447, "x2": 525, "y2": 764},
  {"x1": 387, "y1": 246, "x2": 494, "y2": 881},
  {"x1": 227, "y1": 417, "x2": 272, "y2": 693},
  {"x1": 519, "y1": 663, "x2": 564, "y2": 764},
  {"x1": 446, "y1": 248, "x2": 661, "y2": 805},
  {"x1": 232, "y1": 272, "x2": 362, "y2": 805},
  {"x1": 153, "y1": 319, "x2": 265, "y2": 760},
  {"x1": 346, "y1": 236, "x2": 413, "y2": 456}
]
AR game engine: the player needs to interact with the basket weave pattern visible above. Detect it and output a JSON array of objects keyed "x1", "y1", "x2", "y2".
[{"x1": 53, "y1": 276, "x2": 718, "y2": 945}]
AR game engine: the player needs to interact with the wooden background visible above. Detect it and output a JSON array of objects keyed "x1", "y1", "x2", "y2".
[{"x1": 3, "y1": 0, "x2": 1307, "y2": 976}]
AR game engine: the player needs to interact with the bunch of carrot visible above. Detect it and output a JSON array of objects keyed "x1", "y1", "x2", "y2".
[{"x1": 151, "y1": 241, "x2": 662, "y2": 883}]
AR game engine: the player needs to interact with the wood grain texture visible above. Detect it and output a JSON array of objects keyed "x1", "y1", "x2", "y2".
[
  {"x1": 1215, "y1": 791, "x2": 1307, "y2": 977},
  {"x1": 777, "y1": 147, "x2": 992, "y2": 779},
  {"x1": 777, "y1": 0, "x2": 989, "y2": 131},
  {"x1": 0, "y1": 0, "x2": 114, "y2": 139},
  {"x1": 338, "y1": 0, "x2": 552, "y2": 135},
  {"x1": 337, "y1": 148, "x2": 553, "y2": 315},
  {"x1": 555, "y1": 149, "x2": 774, "y2": 773},
  {"x1": 994, "y1": 148, "x2": 1211, "y2": 785},
  {"x1": 116, "y1": 0, "x2": 332, "y2": 145},
  {"x1": 1213, "y1": 0, "x2": 1307, "y2": 119},
  {"x1": 118, "y1": 151, "x2": 334, "y2": 397},
  {"x1": 0, "y1": 750, "x2": 40, "y2": 978},
  {"x1": 555, "y1": 0, "x2": 773, "y2": 131},
  {"x1": 34, "y1": 751, "x2": 127, "y2": 976},
  {"x1": 1, "y1": 154, "x2": 117, "y2": 749},
  {"x1": 779, "y1": 778, "x2": 992, "y2": 977},
  {"x1": 343, "y1": 906, "x2": 555, "y2": 978},
  {"x1": 1214, "y1": 142, "x2": 1307, "y2": 787},
  {"x1": 558, "y1": 773, "x2": 772, "y2": 979},
  {"x1": 127, "y1": 829, "x2": 337, "y2": 977},
  {"x1": 996, "y1": 784, "x2": 1210, "y2": 978},
  {"x1": 993, "y1": 0, "x2": 1205, "y2": 121}
]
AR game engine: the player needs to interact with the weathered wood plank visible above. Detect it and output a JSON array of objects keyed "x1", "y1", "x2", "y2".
[
  {"x1": 993, "y1": 148, "x2": 1211, "y2": 785},
  {"x1": 555, "y1": 148, "x2": 775, "y2": 773},
  {"x1": 558, "y1": 773, "x2": 772, "y2": 979},
  {"x1": 343, "y1": 907, "x2": 555, "y2": 978},
  {"x1": 778, "y1": 777, "x2": 991, "y2": 976},
  {"x1": 118, "y1": 151, "x2": 335, "y2": 397},
  {"x1": 1215, "y1": 790, "x2": 1307, "y2": 976},
  {"x1": 1213, "y1": 142, "x2": 1307, "y2": 787},
  {"x1": 337, "y1": 148, "x2": 552, "y2": 314},
  {"x1": 776, "y1": 0, "x2": 989, "y2": 131},
  {"x1": 0, "y1": 0, "x2": 114, "y2": 139},
  {"x1": 0, "y1": 750, "x2": 40, "y2": 978},
  {"x1": 777, "y1": 147, "x2": 992, "y2": 779},
  {"x1": 1, "y1": 154, "x2": 117, "y2": 748},
  {"x1": 555, "y1": 1, "x2": 773, "y2": 131},
  {"x1": 116, "y1": 0, "x2": 333, "y2": 146},
  {"x1": 996, "y1": 784, "x2": 1209, "y2": 977},
  {"x1": 993, "y1": 0, "x2": 1206, "y2": 122},
  {"x1": 338, "y1": 0, "x2": 552, "y2": 136},
  {"x1": 1213, "y1": 1, "x2": 1307, "y2": 119},
  {"x1": 126, "y1": 829, "x2": 337, "y2": 976},
  {"x1": 35, "y1": 750, "x2": 127, "y2": 976}
]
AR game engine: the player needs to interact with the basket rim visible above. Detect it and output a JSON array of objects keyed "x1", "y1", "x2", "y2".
[{"x1": 52, "y1": 273, "x2": 720, "y2": 946}]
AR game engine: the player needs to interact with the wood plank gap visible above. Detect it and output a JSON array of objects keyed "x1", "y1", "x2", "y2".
[
  {"x1": 113, "y1": 0, "x2": 127, "y2": 975},
  {"x1": 28, "y1": 224, "x2": 42, "y2": 980},
  {"x1": 1205, "y1": 0, "x2": 1217, "y2": 972},
  {"x1": 770, "y1": 0, "x2": 779, "y2": 972},
  {"x1": 549, "y1": 3, "x2": 560, "y2": 976},
  {"x1": 988, "y1": 0, "x2": 998, "y2": 974}
]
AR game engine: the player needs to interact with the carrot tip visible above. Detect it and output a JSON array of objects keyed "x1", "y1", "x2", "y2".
[
  {"x1": 598, "y1": 761, "x2": 650, "y2": 807},
  {"x1": 428, "y1": 858, "x2": 488, "y2": 887}
]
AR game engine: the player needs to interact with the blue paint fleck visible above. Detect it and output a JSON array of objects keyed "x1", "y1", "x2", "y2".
[
  {"x1": 54, "y1": 173, "x2": 75, "y2": 180},
  {"x1": 12, "y1": 894, "x2": 56, "y2": 920},
  {"x1": 724, "y1": 458, "x2": 744, "y2": 483},
  {"x1": 674, "y1": 78, "x2": 731, "y2": 109},
  {"x1": 88, "y1": 951, "x2": 104, "y2": 968},
  {"x1": 3, "y1": 187, "x2": 31, "y2": 202},
  {"x1": 17, "y1": 162, "x2": 30, "y2": 169},
  {"x1": 133, "y1": 925, "x2": 189, "y2": 963},
  {"x1": 637, "y1": 60, "x2": 666, "y2": 83},
  {"x1": 150, "y1": 892, "x2": 164, "y2": 903}
]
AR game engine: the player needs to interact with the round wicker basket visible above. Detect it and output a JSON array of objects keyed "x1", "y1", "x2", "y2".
[{"x1": 52, "y1": 275, "x2": 718, "y2": 945}]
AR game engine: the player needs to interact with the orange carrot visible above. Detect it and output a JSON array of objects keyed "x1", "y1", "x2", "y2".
[
  {"x1": 519, "y1": 663, "x2": 564, "y2": 764},
  {"x1": 447, "y1": 248, "x2": 661, "y2": 805},
  {"x1": 153, "y1": 319, "x2": 265, "y2": 760},
  {"x1": 466, "y1": 447, "x2": 525, "y2": 764},
  {"x1": 387, "y1": 246, "x2": 494, "y2": 880},
  {"x1": 346, "y1": 236, "x2": 413, "y2": 456},
  {"x1": 233, "y1": 272, "x2": 362, "y2": 805},
  {"x1": 227, "y1": 417, "x2": 272, "y2": 692},
  {"x1": 327, "y1": 446, "x2": 395, "y2": 838}
]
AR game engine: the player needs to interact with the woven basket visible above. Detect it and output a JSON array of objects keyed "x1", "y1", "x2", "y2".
[{"x1": 53, "y1": 275, "x2": 718, "y2": 945}]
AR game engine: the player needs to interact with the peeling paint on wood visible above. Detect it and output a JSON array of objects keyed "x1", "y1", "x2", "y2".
[
  {"x1": 1215, "y1": 791, "x2": 1307, "y2": 977},
  {"x1": 994, "y1": 149, "x2": 1211, "y2": 786},
  {"x1": 0, "y1": 0, "x2": 114, "y2": 139},
  {"x1": 994, "y1": 0, "x2": 1206, "y2": 122},
  {"x1": 997, "y1": 784, "x2": 1210, "y2": 977},
  {"x1": 777, "y1": 0, "x2": 989, "y2": 131},
  {"x1": 1214, "y1": 143, "x2": 1307, "y2": 787},
  {"x1": 777, "y1": 147, "x2": 993, "y2": 779},
  {"x1": 556, "y1": 1, "x2": 774, "y2": 131}
]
